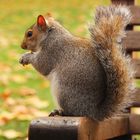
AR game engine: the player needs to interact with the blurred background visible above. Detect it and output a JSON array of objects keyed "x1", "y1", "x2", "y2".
[{"x1": 0, "y1": 0, "x2": 140, "y2": 140}]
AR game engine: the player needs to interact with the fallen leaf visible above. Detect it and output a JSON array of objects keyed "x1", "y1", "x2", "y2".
[
  {"x1": 0, "y1": 75, "x2": 9, "y2": 86},
  {"x1": 2, "y1": 130, "x2": 23, "y2": 139},
  {"x1": 31, "y1": 109, "x2": 48, "y2": 117},
  {"x1": 12, "y1": 105, "x2": 29, "y2": 115},
  {"x1": 24, "y1": 137, "x2": 28, "y2": 140},
  {"x1": 28, "y1": 107, "x2": 48, "y2": 117},
  {"x1": 0, "y1": 89, "x2": 11, "y2": 100},
  {"x1": 5, "y1": 97, "x2": 16, "y2": 106},
  {"x1": 0, "y1": 63, "x2": 11, "y2": 73},
  {"x1": 19, "y1": 87, "x2": 36, "y2": 96},
  {"x1": 0, "y1": 35, "x2": 9, "y2": 47},
  {"x1": 0, "y1": 112, "x2": 15, "y2": 126},
  {"x1": 10, "y1": 74, "x2": 27, "y2": 83},
  {"x1": 15, "y1": 114, "x2": 33, "y2": 121},
  {"x1": 25, "y1": 96, "x2": 49, "y2": 108}
]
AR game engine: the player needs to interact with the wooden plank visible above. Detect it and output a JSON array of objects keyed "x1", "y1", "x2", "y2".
[
  {"x1": 110, "y1": 135, "x2": 131, "y2": 140},
  {"x1": 88, "y1": 116, "x2": 129, "y2": 140},
  {"x1": 121, "y1": 88, "x2": 140, "y2": 108},
  {"x1": 133, "y1": 88, "x2": 140, "y2": 101},
  {"x1": 123, "y1": 31, "x2": 140, "y2": 52},
  {"x1": 28, "y1": 117, "x2": 78, "y2": 140},
  {"x1": 130, "y1": 88, "x2": 140, "y2": 107},
  {"x1": 132, "y1": 59, "x2": 140, "y2": 78},
  {"x1": 130, "y1": 6, "x2": 140, "y2": 25},
  {"x1": 28, "y1": 116, "x2": 129, "y2": 140},
  {"x1": 111, "y1": 0, "x2": 135, "y2": 5},
  {"x1": 129, "y1": 114, "x2": 140, "y2": 134}
]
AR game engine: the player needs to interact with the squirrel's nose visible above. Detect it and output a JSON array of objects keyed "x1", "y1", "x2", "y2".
[{"x1": 21, "y1": 42, "x2": 27, "y2": 49}]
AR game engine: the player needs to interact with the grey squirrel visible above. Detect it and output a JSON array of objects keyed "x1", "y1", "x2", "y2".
[{"x1": 19, "y1": 5, "x2": 134, "y2": 121}]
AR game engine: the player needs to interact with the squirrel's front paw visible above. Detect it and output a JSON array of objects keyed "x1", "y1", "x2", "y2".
[
  {"x1": 19, "y1": 53, "x2": 32, "y2": 66},
  {"x1": 49, "y1": 109, "x2": 64, "y2": 117}
]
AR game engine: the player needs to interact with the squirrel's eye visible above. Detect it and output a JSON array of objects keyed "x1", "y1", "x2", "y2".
[{"x1": 27, "y1": 31, "x2": 33, "y2": 37}]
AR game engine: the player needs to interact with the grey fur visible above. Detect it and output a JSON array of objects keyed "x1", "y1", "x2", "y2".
[{"x1": 20, "y1": 6, "x2": 134, "y2": 121}]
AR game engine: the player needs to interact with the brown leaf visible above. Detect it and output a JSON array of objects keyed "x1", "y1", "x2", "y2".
[
  {"x1": 19, "y1": 87, "x2": 36, "y2": 96},
  {"x1": 12, "y1": 105, "x2": 29, "y2": 115},
  {"x1": 25, "y1": 96, "x2": 49, "y2": 108},
  {"x1": 0, "y1": 112, "x2": 15, "y2": 126},
  {"x1": 10, "y1": 74, "x2": 27, "y2": 83},
  {"x1": 0, "y1": 116, "x2": 9, "y2": 126},
  {"x1": 28, "y1": 107, "x2": 48, "y2": 117},
  {"x1": 0, "y1": 63, "x2": 11, "y2": 72},
  {"x1": 1, "y1": 89, "x2": 11, "y2": 100},
  {"x1": 5, "y1": 97, "x2": 16, "y2": 106},
  {"x1": 0, "y1": 75, "x2": 9, "y2": 86},
  {"x1": 2, "y1": 130, "x2": 23, "y2": 139},
  {"x1": 31, "y1": 109, "x2": 48, "y2": 117},
  {"x1": 0, "y1": 35, "x2": 10, "y2": 47},
  {"x1": 15, "y1": 114, "x2": 33, "y2": 121}
]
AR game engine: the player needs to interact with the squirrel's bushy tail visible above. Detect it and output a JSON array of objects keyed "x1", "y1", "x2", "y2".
[{"x1": 89, "y1": 5, "x2": 134, "y2": 120}]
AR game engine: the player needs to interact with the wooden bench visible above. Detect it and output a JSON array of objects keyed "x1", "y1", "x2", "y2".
[{"x1": 28, "y1": 0, "x2": 140, "y2": 139}]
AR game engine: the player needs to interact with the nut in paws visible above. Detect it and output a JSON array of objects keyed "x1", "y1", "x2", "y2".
[{"x1": 19, "y1": 53, "x2": 31, "y2": 66}]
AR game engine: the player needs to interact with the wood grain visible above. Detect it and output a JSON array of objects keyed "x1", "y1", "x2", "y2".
[
  {"x1": 130, "y1": 6, "x2": 140, "y2": 25},
  {"x1": 129, "y1": 114, "x2": 140, "y2": 134},
  {"x1": 111, "y1": 0, "x2": 135, "y2": 5},
  {"x1": 28, "y1": 116, "x2": 130, "y2": 140},
  {"x1": 132, "y1": 59, "x2": 140, "y2": 78},
  {"x1": 123, "y1": 31, "x2": 140, "y2": 52}
]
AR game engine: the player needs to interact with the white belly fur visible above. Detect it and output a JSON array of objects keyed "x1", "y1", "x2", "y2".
[{"x1": 49, "y1": 72, "x2": 61, "y2": 109}]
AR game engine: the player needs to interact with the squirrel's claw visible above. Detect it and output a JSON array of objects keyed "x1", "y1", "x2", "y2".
[
  {"x1": 19, "y1": 57, "x2": 24, "y2": 65},
  {"x1": 19, "y1": 57, "x2": 28, "y2": 66},
  {"x1": 19, "y1": 53, "x2": 31, "y2": 66},
  {"x1": 49, "y1": 109, "x2": 64, "y2": 117}
]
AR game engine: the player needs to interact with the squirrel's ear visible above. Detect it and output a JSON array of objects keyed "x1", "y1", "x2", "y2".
[{"x1": 37, "y1": 15, "x2": 48, "y2": 31}]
